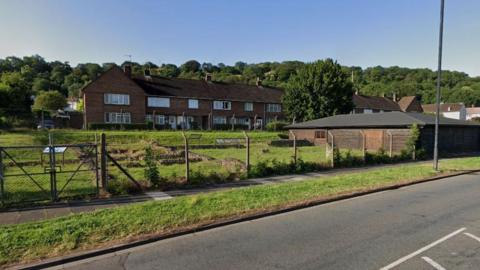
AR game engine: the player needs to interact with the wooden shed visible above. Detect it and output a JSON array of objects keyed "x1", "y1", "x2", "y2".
[{"x1": 287, "y1": 112, "x2": 480, "y2": 155}]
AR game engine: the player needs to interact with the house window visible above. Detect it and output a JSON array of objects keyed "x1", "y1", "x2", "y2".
[
  {"x1": 213, "y1": 116, "x2": 227, "y2": 124},
  {"x1": 213, "y1": 100, "x2": 231, "y2": 110},
  {"x1": 146, "y1": 114, "x2": 165, "y2": 125},
  {"x1": 105, "y1": 112, "x2": 131, "y2": 124},
  {"x1": 148, "y1": 97, "x2": 170, "y2": 108},
  {"x1": 155, "y1": 115, "x2": 165, "y2": 125},
  {"x1": 188, "y1": 99, "x2": 199, "y2": 109},
  {"x1": 364, "y1": 109, "x2": 373, "y2": 114},
  {"x1": 244, "y1": 102, "x2": 253, "y2": 112},
  {"x1": 237, "y1": 117, "x2": 250, "y2": 126},
  {"x1": 104, "y1": 94, "x2": 130, "y2": 105},
  {"x1": 266, "y1": 103, "x2": 281, "y2": 113},
  {"x1": 315, "y1": 130, "x2": 326, "y2": 139}
]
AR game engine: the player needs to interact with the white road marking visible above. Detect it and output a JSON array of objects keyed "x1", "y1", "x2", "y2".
[
  {"x1": 464, "y1": 232, "x2": 480, "y2": 243},
  {"x1": 422, "y1": 256, "x2": 446, "y2": 270},
  {"x1": 379, "y1": 227, "x2": 466, "y2": 270}
]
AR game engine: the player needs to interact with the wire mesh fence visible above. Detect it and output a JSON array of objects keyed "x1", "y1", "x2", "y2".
[{"x1": 0, "y1": 143, "x2": 99, "y2": 206}]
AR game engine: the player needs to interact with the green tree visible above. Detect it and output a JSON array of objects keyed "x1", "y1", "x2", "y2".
[
  {"x1": 283, "y1": 59, "x2": 354, "y2": 121},
  {"x1": 32, "y1": 91, "x2": 67, "y2": 112},
  {"x1": 180, "y1": 60, "x2": 201, "y2": 73}
]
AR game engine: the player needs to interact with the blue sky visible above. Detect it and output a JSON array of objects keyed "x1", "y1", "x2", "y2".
[{"x1": 1, "y1": 0, "x2": 479, "y2": 76}]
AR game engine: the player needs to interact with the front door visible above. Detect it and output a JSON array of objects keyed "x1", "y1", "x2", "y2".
[{"x1": 169, "y1": 116, "x2": 177, "y2": 129}]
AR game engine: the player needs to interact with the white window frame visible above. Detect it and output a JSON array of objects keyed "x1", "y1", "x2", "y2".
[
  {"x1": 266, "y1": 103, "x2": 281, "y2": 113},
  {"x1": 104, "y1": 93, "x2": 130, "y2": 105},
  {"x1": 213, "y1": 116, "x2": 227, "y2": 124},
  {"x1": 105, "y1": 112, "x2": 131, "y2": 124},
  {"x1": 148, "y1": 97, "x2": 170, "y2": 108},
  {"x1": 146, "y1": 114, "x2": 165, "y2": 125},
  {"x1": 155, "y1": 115, "x2": 165, "y2": 125},
  {"x1": 244, "y1": 102, "x2": 253, "y2": 112},
  {"x1": 213, "y1": 100, "x2": 231, "y2": 110},
  {"x1": 188, "y1": 99, "x2": 199, "y2": 109}
]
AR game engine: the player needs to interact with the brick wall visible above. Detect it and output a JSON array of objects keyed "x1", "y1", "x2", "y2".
[{"x1": 83, "y1": 67, "x2": 146, "y2": 126}]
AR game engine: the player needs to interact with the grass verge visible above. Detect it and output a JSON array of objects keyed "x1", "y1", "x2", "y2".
[{"x1": 1, "y1": 157, "x2": 480, "y2": 267}]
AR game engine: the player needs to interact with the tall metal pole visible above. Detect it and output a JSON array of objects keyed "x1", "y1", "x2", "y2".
[{"x1": 433, "y1": 0, "x2": 445, "y2": 171}]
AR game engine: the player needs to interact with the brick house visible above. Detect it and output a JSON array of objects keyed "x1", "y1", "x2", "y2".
[{"x1": 81, "y1": 66, "x2": 284, "y2": 129}]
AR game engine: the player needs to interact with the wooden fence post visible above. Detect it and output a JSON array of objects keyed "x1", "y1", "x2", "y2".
[
  {"x1": 100, "y1": 133, "x2": 107, "y2": 190},
  {"x1": 243, "y1": 131, "x2": 250, "y2": 176},
  {"x1": 182, "y1": 131, "x2": 189, "y2": 181},
  {"x1": 290, "y1": 130, "x2": 297, "y2": 165}
]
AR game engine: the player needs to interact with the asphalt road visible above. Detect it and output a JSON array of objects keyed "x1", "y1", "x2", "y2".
[{"x1": 54, "y1": 172, "x2": 480, "y2": 270}]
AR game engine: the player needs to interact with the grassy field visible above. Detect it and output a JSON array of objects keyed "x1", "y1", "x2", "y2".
[{"x1": 1, "y1": 156, "x2": 479, "y2": 267}]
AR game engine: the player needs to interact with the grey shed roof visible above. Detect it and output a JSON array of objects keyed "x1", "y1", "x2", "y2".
[{"x1": 287, "y1": 112, "x2": 480, "y2": 129}]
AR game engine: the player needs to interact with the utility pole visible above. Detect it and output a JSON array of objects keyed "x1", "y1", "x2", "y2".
[{"x1": 433, "y1": 0, "x2": 445, "y2": 171}]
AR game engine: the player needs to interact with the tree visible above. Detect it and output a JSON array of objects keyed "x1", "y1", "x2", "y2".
[
  {"x1": 283, "y1": 59, "x2": 354, "y2": 121},
  {"x1": 32, "y1": 91, "x2": 67, "y2": 112},
  {"x1": 180, "y1": 60, "x2": 200, "y2": 73},
  {"x1": 157, "y1": 64, "x2": 179, "y2": 78},
  {"x1": 32, "y1": 78, "x2": 51, "y2": 93}
]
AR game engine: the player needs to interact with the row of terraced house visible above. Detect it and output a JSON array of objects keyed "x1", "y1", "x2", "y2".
[{"x1": 81, "y1": 66, "x2": 285, "y2": 130}]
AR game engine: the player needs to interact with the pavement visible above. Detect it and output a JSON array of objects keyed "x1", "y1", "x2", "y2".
[
  {"x1": 44, "y1": 171, "x2": 480, "y2": 270},
  {"x1": 0, "y1": 162, "x2": 425, "y2": 225}
]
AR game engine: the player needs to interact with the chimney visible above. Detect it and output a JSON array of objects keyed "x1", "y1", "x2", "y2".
[
  {"x1": 123, "y1": 65, "x2": 132, "y2": 78},
  {"x1": 256, "y1": 77, "x2": 262, "y2": 87},
  {"x1": 144, "y1": 69, "x2": 151, "y2": 78},
  {"x1": 204, "y1": 73, "x2": 212, "y2": 82}
]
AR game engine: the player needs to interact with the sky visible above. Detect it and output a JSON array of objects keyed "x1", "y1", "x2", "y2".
[{"x1": 1, "y1": 0, "x2": 479, "y2": 76}]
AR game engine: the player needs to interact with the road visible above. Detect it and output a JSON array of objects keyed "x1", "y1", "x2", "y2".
[{"x1": 54, "y1": 172, "x2": 480, "y2": 270}]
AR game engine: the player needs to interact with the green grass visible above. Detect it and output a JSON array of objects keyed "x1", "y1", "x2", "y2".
[{"x1": 1, "y1": 156, "x2": 479, "y2": 267}]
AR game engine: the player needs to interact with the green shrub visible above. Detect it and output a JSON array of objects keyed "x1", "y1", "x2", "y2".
[
  {"x1": 266, "y1": 121, "x2": 289, "y2": 131},
  {"x1": 144, "y1": 146, "x2": 161, "y2": 187},
  {"x1": 88, "y1": 123, "x2": 149, "y2": 130},
  {"x1": 107, "y1": 179, "x2": 143, "y2": 195},
  {"x1": 213, "y1": 123, "x2": 249, "y2": 130}
]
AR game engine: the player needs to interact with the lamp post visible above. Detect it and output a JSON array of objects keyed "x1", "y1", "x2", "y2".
[{"x1": 433, "y1": 0, "x2": 445, "y2": 171}]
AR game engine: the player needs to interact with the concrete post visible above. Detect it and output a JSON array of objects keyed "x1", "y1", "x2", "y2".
[
  {"x1": 243, "y1": 131, "x2": 250, "y2": 176},
  {"x1": 182, "y1": 131, "x2": 189, "y2": 181}
]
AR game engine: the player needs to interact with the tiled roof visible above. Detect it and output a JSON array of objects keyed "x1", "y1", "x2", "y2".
[
  {"x1": 422, "y1": 103, "x2": 464, "y2": 113},
  {"x1": 287, "y1": 112, "x2": 480, "y2": 129},
  {"x1": 353, "y1": 94, "x2": 400, "y2": 111},
  {"x1": 132, "y1": 76, "x2": 283, "y2": 103},
  {"x1": 397, "y1": 96, "x2": 418, "y2": 112}
]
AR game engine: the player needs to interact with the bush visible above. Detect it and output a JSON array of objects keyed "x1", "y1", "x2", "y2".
[
  {"x1": 144, "y1": 146, "x2": 161, "y2": 187},
  {"x1": 249, "y1": 158, "x2": 325, "y2": 178},
  {"x1": 107, "y1": 179, "x2": 144, "y2": 195},
  {"x1": 88, "y1": 123, "x2": 149, "y2": 130},
  {"x1": 213, "y1": 123, "x2": 249, "y2": 130},
  {"x1": 266, "y1": 121, "x2": 289, "y2": 131}
]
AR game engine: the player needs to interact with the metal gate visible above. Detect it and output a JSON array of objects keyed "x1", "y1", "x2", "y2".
[{"x1": 0, "y1": 143, "x2": 99, "y2": 206}]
